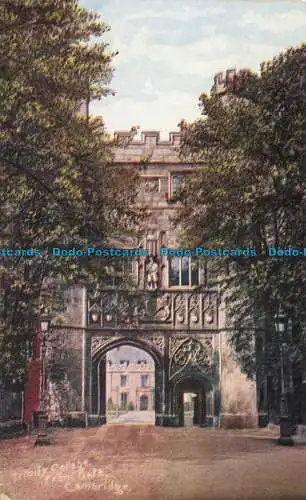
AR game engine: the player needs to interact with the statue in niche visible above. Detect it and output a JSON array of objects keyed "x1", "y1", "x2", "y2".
[{"x1": 146, "y1": 255, "x2": 158, "y2": 290}]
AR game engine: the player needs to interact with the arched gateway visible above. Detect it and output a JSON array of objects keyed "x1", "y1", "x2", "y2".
[
  {"x1": 86, "y1": 296, "x2": 219, "y2": 427},
  {"x1": 36, "y1": 128, "x2": 257, "y2": 430},
  {"x1": 83, "y1": 130, "x2": 223, "y2": 427},
  {"x1": 90, "y1": 336, "x2": 164, "y2": 425}
]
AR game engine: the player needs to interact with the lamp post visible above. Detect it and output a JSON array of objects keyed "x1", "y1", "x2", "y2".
[
  {"x1": 116, "y1": 385, "x2": 119, "y2": 417},
  {"x1": 34, "y1": 309, "x2": 52, "y2": 446},
  {"x1": 274, "y1": 306, "x2": 294, "y2": 446}
]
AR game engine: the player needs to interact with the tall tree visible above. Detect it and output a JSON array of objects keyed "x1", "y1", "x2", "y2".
[
  {"x1": 176, "y1": 44, "x2": 306, "y2": 380},
  {"x1": 0, "y1": 0, "x2": 144, "y2": 388}
]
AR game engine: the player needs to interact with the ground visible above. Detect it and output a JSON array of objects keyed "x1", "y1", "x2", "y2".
[
  {"x1": 108, "y1": 410, "x2": 155, "y2": 424},
  {"x1": 1, "y1": 424, "x2": 306, "y2": 500},
  {"x1": 109, "y1": 410, "x2": 193, "y2": 426}
]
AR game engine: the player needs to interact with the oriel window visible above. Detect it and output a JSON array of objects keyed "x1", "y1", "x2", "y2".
[
  {"x1": 168, "y1": 256, "x2": 199, "y2": 287},
  {"x1": 171, "y1": 175, "x2": 183, "y2": 197}
]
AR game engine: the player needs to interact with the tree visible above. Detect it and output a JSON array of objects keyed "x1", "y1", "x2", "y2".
[
  {"x1": 176, "y1": 44, "x2": 306, "y2": 380},
  {"x1": 0, "y1": 0, "x2": 145, "y2": 389}
]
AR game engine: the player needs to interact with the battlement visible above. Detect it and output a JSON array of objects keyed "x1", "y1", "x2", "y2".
[
  {"x1": 211, "y1": 68, "x2": 251, "y2": 95},
  {"x1": 113, "y1": 129, "x2": 182, "y2": 164},
  {"x1": 114, "y1": 130, "x2": 181, "y2": 146}
]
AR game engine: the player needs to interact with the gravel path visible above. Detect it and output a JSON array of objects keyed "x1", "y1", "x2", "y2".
[{"x1": 0, "y1": 426, "x2": 305, "y2": 500}]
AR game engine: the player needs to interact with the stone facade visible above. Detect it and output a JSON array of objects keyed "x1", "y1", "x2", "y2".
[
  {"x1": 47, "y1": 125, "x2": 257, "y2": 428},
  {"x1": 106, "y1": 361, "x2": 155, "y2": 411}
]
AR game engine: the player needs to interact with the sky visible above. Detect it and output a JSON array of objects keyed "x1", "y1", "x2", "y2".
[{"x1": 81, "y1": 0, "x2": 306, "y2": 139}]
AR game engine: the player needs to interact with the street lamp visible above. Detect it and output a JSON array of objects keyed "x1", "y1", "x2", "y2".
[
  {"x1": 34, "y1": 309, "x2": 52, "y2": 446},
  {"x1": 90, "y1": 310, "x2": 99, "y2": 323},
  {"x1": 274, "y1": 306, "x2": 294, "y2": 446},
  {"x1": 116, "y1": 385, "x2": 119, "y2": 417}
]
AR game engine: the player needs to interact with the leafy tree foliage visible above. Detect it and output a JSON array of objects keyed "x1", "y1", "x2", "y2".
[
  {"x1": 0, "y1": 0, "x2": 144, "y2": 388},
  {"x1": 176, "y1": 44, "x2": 306, "y2": 379}
]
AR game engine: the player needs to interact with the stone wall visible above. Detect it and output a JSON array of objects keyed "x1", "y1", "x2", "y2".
[
  {"x1": 218, "y1": 298, "x2": 257, "y2": 428},
  {"x1": 114, "y1": 131, "x2": 181, "y2": 163},
  {"x1": 219, "y1": 333, "x2": 257, "y2": 428},
  {"x1": 54, "y1": 285, "x2": 86, "y2": 328},
  {"x1": 45, "y1": 286, "x2": 86, "y2": 419},
  {"x1": 106, "y1": 362, "x2": 155, "y2": 411},
  {"x1": 49, "y1": 129, "x2": 258, "y2": 428},
  {"x1": 46, "y1": 326, "x2": 85, "y2": 419}
]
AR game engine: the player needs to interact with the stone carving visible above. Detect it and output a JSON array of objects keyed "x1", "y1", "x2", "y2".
[
  {"x1": 146, "y1": 256, "x2": 159, "y2": 290},
  {"x1": 174, "y1": 294, "x2": 186, "y2": 324},
  {"x1": 102, "y1": 292, "x2": 118, "y2": 314},
  {"x1": 91, "y1": 336, "x2": 113, "y2": 357},
  {"x1": 169, "y1": 338, "x2": 212, "y2": 381},
  {"x1": 117, "y1": 295, "x2": 130, "y2": 322},
  {"x1": 153, "y1": 294, "x2": 171, "y2": 321},
  {"x1": 91, "y1": 334, "x2": 164, "y2": 359},
  {"x1": 169, "y1": 336, "x2": 189, "y2": 357},
  {"x1": 138, "y1": 335, "x2": 165, "y2": 355},
  {"x1": 202, "y1": 292, "x2": 218, "y2": 327},
  {"x1": 189, "y1": 293, "x2": 200, "y2": 325},
  {"x1": 144, "y1": 178, "x2": 159, "y2": 192},
  {"x1": 189, "y1": 334, "x2": 213, "y2": 355}
]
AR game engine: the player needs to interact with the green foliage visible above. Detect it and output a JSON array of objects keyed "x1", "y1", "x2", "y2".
[
  {"x1": 107, "y1": 397, "x2": 114, "y2": 411},
  {"x1": 128, "y1": 401, "x2": 135, "y2": 411},
  {"x1": 176, "y1": 44, "x2": 306, "y2": 378},
  {"x1": 0, "y1": 0, "x2": 145, "y2": 389}
]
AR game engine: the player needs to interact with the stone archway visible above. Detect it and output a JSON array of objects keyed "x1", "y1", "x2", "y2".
[
  {"x1": 174, "y1": 377, "x2": 207, "y2": 427},
  {"x1": 167, "y1": 337, "x2": 214, "y2": 426},
  {"x1": 88, "y1": 335, "x2": 164, "y2": 425}
]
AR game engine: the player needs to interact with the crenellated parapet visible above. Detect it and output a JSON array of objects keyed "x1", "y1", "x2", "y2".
[
  {"x1": 211, "y1": 68, "x2": 252, "y2": 96},
  {"x1": 114, "y1": 130, "x2": 181, "y2": 145},
  {"x1": 113, "y1": 130, "x2": 182, "y2": 164}
]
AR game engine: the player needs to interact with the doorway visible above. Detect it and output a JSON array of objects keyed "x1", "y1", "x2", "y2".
[
  {"x1": 140, "y1": 395, "x2": 149, "y2": 411},
  {"x1": 175, "y1": 378, "x2": 207, "y2": 427}
]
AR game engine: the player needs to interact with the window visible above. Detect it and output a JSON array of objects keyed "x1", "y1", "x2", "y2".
[
  {"x1": 120, "y1": 360, "x2": 129, "y2": 366},
  {"x1": 120, "y1": 375, "x2": 127, "y2": 387},
  {"x1": 141, "y1": 375, "x2": 149, "y2": 387},
  {"x1": 171, "y1": 175, "x2": 183, "y2": 197},
  {"x1": 120, "y1": 392, "x2": 128, "y2": 410},
  {"x1": 137, "y1": 360, "x2": 147, "y2": 365},
  {"x1": 103, "y1": 260, "x2": 133, "y2": 288},
  {"x1": 168, "y1": 256, "x2": 199, "y2": 287}
]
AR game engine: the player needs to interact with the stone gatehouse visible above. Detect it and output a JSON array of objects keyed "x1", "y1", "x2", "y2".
[{"x1": 44, "y1": 122, "x2": 258, "y2": 428}]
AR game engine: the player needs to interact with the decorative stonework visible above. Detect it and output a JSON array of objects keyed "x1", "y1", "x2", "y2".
[
  {"x1": 196, "y1": 334, "x2": 213, "y2": 352},
  {"x1": 91, "y1": 334, "x2": 164, "y2": 359},
  {"x1": 169, "y1": 335, "x2": 189, "y2": 357},
  {"x1": 141, "y1": 335, "x2": 165, "y2": 355},
  {"x1": 174, "y1": 294, "x2": 186, "y2": 325},
  {"x1": 189, "y1": 293, "x2": 200, "y2": 325},
  {"x1": 144, "y1": 178, "x2": 159, "y2": 192},
  {"x1": 87, "y1": 290, "x2": 219, "y2": 329},
  {"x1": 91, "y1": 336, "x2": 113, "y2": 357},
  {"x1": 153, "y1": 294, "x2": 171, "y2": 321},
  {"x1": 169, "y1": 338, "x2": 212, "y2": 381}
]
